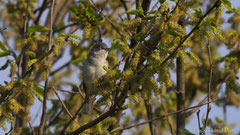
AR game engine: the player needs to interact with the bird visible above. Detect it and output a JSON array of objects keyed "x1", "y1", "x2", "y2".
[{"x1": 82, "y1": 42, "x2": 110, "y2": 114}]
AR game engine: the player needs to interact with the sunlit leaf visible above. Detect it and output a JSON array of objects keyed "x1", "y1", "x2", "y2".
[
  {"x1": 220, "y1": 0, "x2": 233, "y2": 11},
  {"x1": 0, "y1": 50, "x2": 10, "y2": 57},
  {"x1": 28, "y1": 24, "x2": 49, "y2": 33},
  {"x1": 25, "y1": 51, "x2": 36, "y2": 58},
  {"x1": 0, "y1": 41, "x2": 7, "y2": 51}
]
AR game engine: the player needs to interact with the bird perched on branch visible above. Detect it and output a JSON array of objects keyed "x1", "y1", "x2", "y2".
[{"x1": 82, "y1": 42, "x2": 110, "y2": 114}]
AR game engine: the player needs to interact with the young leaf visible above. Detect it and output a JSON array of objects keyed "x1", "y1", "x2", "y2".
[
  {"x1": 0, "y1": 41, "x2": 7, "y2": 51},
  {"x1": 28, "y1": 59, "x2": 38, "y2": 67},
  {"x1": 125, "y1": 9, "x2": 144, "y2": 16},
  {"x1": 25, "y1": 51, "x2": 36, "y2": 58},
  {"x1": 69, "y1": 34, "x2": 82, "y2": 40},
  {"x1": 28, "y1": 24, "x2": 50, "y2": 33},
  {"x1": 70, "y1": 57, "x2": 85, "y2": 64},
  {"x1": 0, "y1": 59, "x2": 12, "y2": 70},
  {"x1": 166, "y1": 30, "x2": 179, "y2": 37},
  {"x1": 0, "y1": 50, "x2": 10, "y2": 57},
  {"x1": 220, "y1": 0, "x2": 233, "y2": 11},
  {"x1": 192, "y1": 8, "x2": 203, "y2": 17}
]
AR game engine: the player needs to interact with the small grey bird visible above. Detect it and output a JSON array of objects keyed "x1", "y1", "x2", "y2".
[{"x1": 82, "y1": 42, "x2": 110, "y2": 114}]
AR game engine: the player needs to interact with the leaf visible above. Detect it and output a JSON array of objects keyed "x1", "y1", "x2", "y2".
[
  {"x1": 25, "y1": 51, "x2": 36, "y2": 58},
  {"x1": 28, "y1": 59, "x2": 37, "y2": 67},
  {"x1": 125, "y1": 9, "x2": 144, "y2": 16},
  {"x1": 0, "y1": 59, "x2": 12, "y2": 70},
  {"x1": 166, "y1": 30, "x2": 179, "y2": 37},
  {"x1": 70, "y1": 39, "x2": 78, "y2": 46},
  {"x1": 0, "y1": 50, "x2": 10, "y2": 57},
  {"x1": 179, "y1": 128, "x2": 195, "y2": 135},
  {"x1": 220, "y1": 0, "x2": 233, "y2": 11},
  {"x1": 159, "y1": 0, "x2": 166, "y2": 4},
  {"x1": 70, "y1": 57, "x2": 85, "y2": 64},
  {"x1": 192, "y1": 8, "x2": 203, "y2": 17},
  {"x1": 28, "y1": 24, "x2": 49, "y2": 33},
  {"x1": 0, "y1": 41, "x2": 7, "y2": 51},
  {"x1": 69, "y1": 34, "x2": 82, "y2": 40},
  {"x1": 33, "y1": 84, "x2": 44, "y2": 102}
]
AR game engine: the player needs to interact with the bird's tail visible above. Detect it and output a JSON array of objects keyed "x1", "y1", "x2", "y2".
[{"x1": 82, "y1": 96, "x2": 95, "y2": 114}]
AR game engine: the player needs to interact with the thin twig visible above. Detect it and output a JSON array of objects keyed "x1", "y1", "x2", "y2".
[
  {"x1": 197, "y1": 110, "x2": 202, "y2": 135},
  {"x1": 50, "y1": 60, "x2": 71, "y2": 75},
  {"x1": 120, "y1": 0, "x2": 130, "y2": 20},
  {"x1": 185, "y1": 72, "x2": 231, "y2": 117},
  {"x1": 59, "y1": 96, "x2": 88, "y2": 135},
  {"x1": 109, "y1": 98, "x2": 225, "y2": 134},
  {"x1": 161, "y1": 0, "x2": 221, "y2": 66},
  {"x1": 162, "y1": 98, "x2": 175, "y2": 135},
  {"x1": 104, "y1": 16, "x2": 124, "y2": 37},
  {"x1": 53, "y1": 87, "x2": 73, "y2": 118},
  {"x1": 144, "y1": 100, "x2": 155, "y2": 135},
  {"x1": 53, "y1": 23, "x2": 78, "y2": 33},
  {"x1": 38, "y1": 0, "x2": 55, "y2": 134},
  {"x1": 202, "y1": 42, "x2": 213, "y2": 134}
]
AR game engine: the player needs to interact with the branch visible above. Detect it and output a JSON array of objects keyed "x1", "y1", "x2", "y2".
[
  {"x1": 38, "y1": 0, "x2": 55, "y2": 134},
  {"x1": 110, "y1": 98, "x2": 225, "y2": 134},
  {"x1": 162, "y1": 99, "x2": 175, "y2": 135},
  {"x1": 202, "y1": 42, "x2": 213, "y2": 134},
  {"x1": 50, "y1": 60, "x2": 71, "y2": 76},
  {"x1": 120, "y1": 0, "x2": 130, "y2": 20},
  {"x1": 59, "y1": 95, "x2": 88, "y2": 135},
  {"x1": 161, "y1": 0, "x2": 221, "y2": 66},
  {"x1": 185, "y1": 72, "x2": 231, "y2": 117},
  {"x1": 196, "y1": 110, "x2": 202, "y2": 133},
  {"x1": 53, "y1": 23, "x2": 78, "y2": 34},
  {"x1": 144, "y1": 100, "x2": 155, "y2": 135},
  {"x1": 53, "y1": 87, "x2": 73, "y2": 118}
]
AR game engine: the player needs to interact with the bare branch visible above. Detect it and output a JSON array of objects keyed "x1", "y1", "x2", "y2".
[
  {"x1": 38, "y1": 0, "x2": 55, "y2": 134},
  {"x1": 120, "y1": 0, "x2": 131, "y2": 20},
  {"x1": 144, "y1": 100, "x2": 155, "y2": 135},
  {"x1": 110, "y1": 98, "x2": 225, "y2": 134},
  {"x1": 59, "y1": 95, "x2": 88, "y2": 135},
  {"x1": 162, "y1": 98, "x2": 175, "y2": 135},
  {"x1": 197, "y1": 110, "x2": 202, "y2": 133},
  {"x1": 202, "y1": 42, "x2": 213, "y2": 134},
  {"x1": 53, "y1": 87, "x2": 73, "y2": 118}
]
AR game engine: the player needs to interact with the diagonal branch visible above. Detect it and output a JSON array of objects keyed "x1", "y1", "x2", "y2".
[
  {"x1": 53, "y1": 87, "x2": 73, "y2": 118},
  {"x1": 161, "y1": 0, "x2": 221, "y2": 66}
]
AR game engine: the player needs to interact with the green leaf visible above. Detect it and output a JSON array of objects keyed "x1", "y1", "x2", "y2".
[
  {"x1": 0, "y1": 41, "x2": 7, "y2": 51},
  {"x1": 159, "y1": 0, "x2": 166, "y2": 4},
  {"x1": 0, "y1": 50, "x2": 10, "y2": 57},
  {"x1": 179, "y1": 128, "x2": 195, "y2": 135},
  {"x1": 28, "y1": 59, "x2": 37, "y2": 67},
  {"x1": 166, "y1": 30, "x2": 179, "y2": 37},
  {"x1": 70, "y1": 57, "x2": 85, "y2": 64},
  {"x1": 33, "y1": 84, "x2": 44, "y2": 102},
  {"x1": 125, "y1": 9, "x2": 144, "y2": 16},
  {"x1": 69, "y1": 34, "x2": 82, "y2": 40},
  {"x1": 28, "y1": 24, "x2": 50, "y2": 33},
  {"x1": 220, "y1": 0, "x2": 233, "y2": 11},
  {"x1": 192, "y1": 8, "x2": 203, "y2": 17},
  {"x1": 0, "y1": 59, "x2": 12, "y2": 70},
  {"x1": 25, "y1": 51, "x2": 36, "y2": 58},
  {"x1": 70, "y1": 39, "x2": 78, "y2": 46}
]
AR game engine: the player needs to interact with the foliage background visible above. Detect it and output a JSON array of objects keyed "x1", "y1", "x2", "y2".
[{"x1": 0, "y1": 0, "x2": 240, "y2": 134}]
